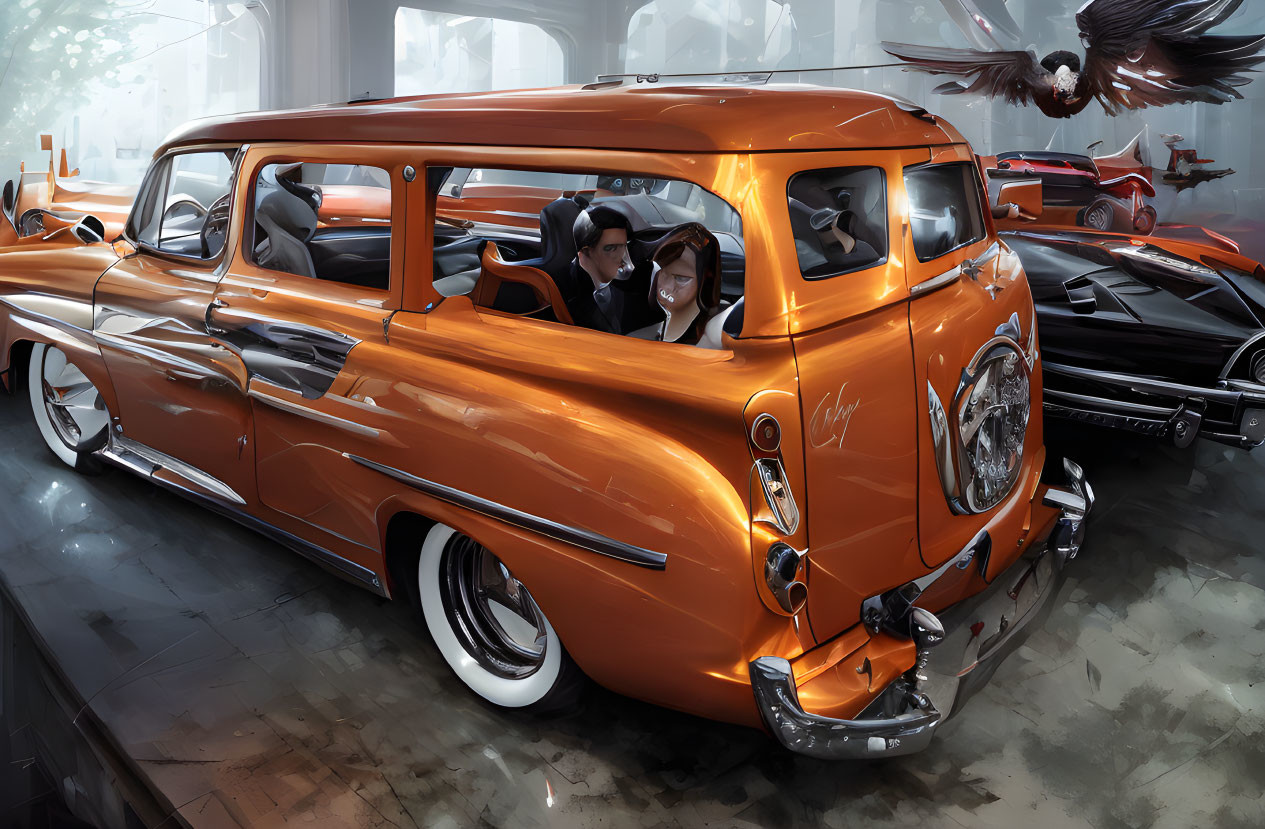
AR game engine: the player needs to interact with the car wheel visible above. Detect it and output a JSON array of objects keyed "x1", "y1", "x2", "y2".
[
  {"x1": 28, "y1": 343, "x2": 109, "y2": 471},
  {"x1": 416, "y1": 522, "x2": 583, "y2": 712},
  {"x1": 1079, "y1": 198, "x2": 1116, "y2": 231},
  {"x1": 1133, "y1": 206, "x2": 1157, "y2": 235}
]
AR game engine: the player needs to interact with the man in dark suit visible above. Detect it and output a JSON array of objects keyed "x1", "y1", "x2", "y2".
[{"x1": 559, "y1": 206, "x2": 642, "y2": 335}]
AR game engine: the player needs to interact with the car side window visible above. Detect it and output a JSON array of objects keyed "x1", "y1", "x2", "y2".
[
  {"x1": 787, "y1": 166, "x2": 888, "y2": 279},
  {"x1": 904, "y1": 162, "x2": 987, "y2": 263},
  {"x1": 131, "y1": 150, "x2": 237, "y2": 259},
  {"x1": 249, "y1": 162, "x2": 392, "y2": 291}
]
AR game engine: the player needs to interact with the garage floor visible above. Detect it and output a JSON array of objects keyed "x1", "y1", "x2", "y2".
[{"x1": 0, "y1": 387, "x2": 1262, "y2": 829}]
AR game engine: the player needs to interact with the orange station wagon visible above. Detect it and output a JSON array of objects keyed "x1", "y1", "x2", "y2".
[{"x1": 0, "y1": 84, "x2": 1092, "y2": 759}]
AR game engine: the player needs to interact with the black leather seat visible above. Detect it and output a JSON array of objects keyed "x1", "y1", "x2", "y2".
[{"x1": 521, "y1": 196, "x2": 584, "y2": 283}]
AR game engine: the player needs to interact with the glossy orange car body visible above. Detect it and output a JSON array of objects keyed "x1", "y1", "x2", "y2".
[{"x1": 0, "y1": 84, "x2": 1091, "y2": 758}]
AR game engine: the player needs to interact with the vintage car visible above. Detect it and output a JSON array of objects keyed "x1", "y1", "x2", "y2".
[
  {"x1": 986, "y1": 150, "x2": 1157, "y2": 235},
  {"x1": 0, "y1": 84, "x2": 1092, "y2": 759},
  {"x1": 983, "y1": 161, "x2": 1265, "y2": 450}
]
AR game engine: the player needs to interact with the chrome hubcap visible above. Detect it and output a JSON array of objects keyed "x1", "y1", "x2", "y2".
[
  {"x1": 439, "y1": 534, "x2": 547, "y2": 679},
  {"x1": 40, "y1": 346, "x2": 107, "y2": 451}
]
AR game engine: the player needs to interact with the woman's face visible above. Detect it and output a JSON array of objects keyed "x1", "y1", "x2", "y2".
[{"x1": 655, "y1": 246, "x2": 699, "y2": 312}]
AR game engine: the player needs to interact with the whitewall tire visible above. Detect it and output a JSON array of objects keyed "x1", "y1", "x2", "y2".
[
  {"x1": 28, "y1": 343, "x2": 109, "y2": 470},
  {"x1": 416, "y1": 522, "x2": 581, "y2": 711}
]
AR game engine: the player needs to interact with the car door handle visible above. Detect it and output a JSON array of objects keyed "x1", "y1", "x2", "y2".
[{"x1": 206, "y1": 297, "x2": 229, "y2": 334}]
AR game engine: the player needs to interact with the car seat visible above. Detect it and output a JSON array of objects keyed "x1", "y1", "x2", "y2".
[{"x1": 254, "y1": 165, "x2": 321, "y2": 279}]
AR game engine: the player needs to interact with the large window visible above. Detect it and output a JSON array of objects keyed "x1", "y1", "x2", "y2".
[
  {"x1": 430, "y1": 165, "x2": 744, "y2": 347},
  {"x1": 249, "y1": 162, "x2": 393, "y2": 291},
  {"x1": 904, "y1": 163, "x2": 987, "y2": 262},
  {"x1": 394, "y1": 10, "x2": 564, "y2": 96}
]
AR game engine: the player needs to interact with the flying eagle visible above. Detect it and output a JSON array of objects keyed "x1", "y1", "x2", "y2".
[{"x1": 883, "y1": 0, "x2": 1265, "y2": 118}]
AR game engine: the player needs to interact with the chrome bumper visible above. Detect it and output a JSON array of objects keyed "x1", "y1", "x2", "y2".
[
  {"x1": 1043, "y1": 362, "x2": 1265, "y2": 449},
  {"x1": 749, "y1": 459, "x2": 1093, "y2": 760}
]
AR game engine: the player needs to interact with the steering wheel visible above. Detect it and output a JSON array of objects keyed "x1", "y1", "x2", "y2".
[
  {"x1": 200, "y1": 193, "x2": 232, "y2": 258},
  {"x1": 161, "y1": 198, "x2": 207, "y2": 225}
]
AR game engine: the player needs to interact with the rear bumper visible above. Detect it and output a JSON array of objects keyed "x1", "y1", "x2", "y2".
[
  {"x1": 1043, "y1": 361, "x2": 1265, "y2": 449},
  {"x1": 749, "y1": 459, "x2": 1093, "y2": 760}
]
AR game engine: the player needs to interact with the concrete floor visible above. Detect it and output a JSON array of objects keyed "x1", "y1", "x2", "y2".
[{"x1": 0, "y1": 386, "x2": 1262, "y2": 829}]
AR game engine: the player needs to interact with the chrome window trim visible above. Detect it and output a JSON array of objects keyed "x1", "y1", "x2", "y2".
[
  {"x1": 909, "y1": 266, "x2": 960, "y2": 297},
  {"x1": 346, "y1": 454, "x2": 668, "y2": 570},
  {"x1": 125, "y1": 142, "x2": 247, "y2": 266}
]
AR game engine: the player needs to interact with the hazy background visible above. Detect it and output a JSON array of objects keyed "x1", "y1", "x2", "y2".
[{"x1": 2, "y1": 0, "x2": 1262, "y2": 227}]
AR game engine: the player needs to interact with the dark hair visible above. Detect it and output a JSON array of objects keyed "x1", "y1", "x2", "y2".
[{"x1": 573, "y1": 205, "x2": 632, "y2": 251}]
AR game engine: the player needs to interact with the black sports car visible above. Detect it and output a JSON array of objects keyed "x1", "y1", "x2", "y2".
[{"x1": 1004, "y1": 227, "x2": 1265, "y2": 450}]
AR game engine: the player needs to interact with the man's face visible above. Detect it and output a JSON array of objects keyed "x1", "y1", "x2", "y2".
[{"x1": 581, "y1": 227, "x2": 629, "y2": 284}]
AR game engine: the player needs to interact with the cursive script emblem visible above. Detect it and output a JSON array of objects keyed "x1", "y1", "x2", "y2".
[{"x1": 809, "y1": 382, "x2": 861, "y2": 449}]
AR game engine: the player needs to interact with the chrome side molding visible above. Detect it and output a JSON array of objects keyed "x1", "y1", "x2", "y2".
[
  {"x1": 345, "y1": 454, "x2": 669, "y2": 570},
  {"x1": 101, "y1": 435, "x2": 246, "y2": 506},
  {"x1": 97, "y1": 436, "x2": 383, "y2": 595}
]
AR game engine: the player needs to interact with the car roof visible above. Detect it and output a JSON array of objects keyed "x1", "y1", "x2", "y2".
[{"x1": 158, "y1": 83, "x2": 966, "y2": 156}]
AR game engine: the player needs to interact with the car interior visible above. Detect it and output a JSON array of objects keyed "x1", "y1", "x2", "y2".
[
  {"x1": 427, "y1": 169, "x2": 748, "y2": 346},
  {"x1": 239, "y1": 163, "x2": 748, "y2": 345},
  {"x1": 787, "y1": 166, "x2": 888, "y2": 279}
]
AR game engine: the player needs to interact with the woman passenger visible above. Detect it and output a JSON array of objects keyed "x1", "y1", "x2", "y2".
[{"x1": 640, "y1": 223, "x2": 722, "y2": 345}]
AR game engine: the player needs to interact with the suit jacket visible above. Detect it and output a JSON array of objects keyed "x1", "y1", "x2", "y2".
[{"x1": 559, "y1": 260, "x2": 657, "y2": 336}]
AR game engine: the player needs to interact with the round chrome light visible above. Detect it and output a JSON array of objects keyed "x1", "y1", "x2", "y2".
[
  {"x1": 751, "y1": 413, "x2": 781, "y2": 454},
  {"x1": 954, "y1": 339, "x2": 1031, "y2": 513}
]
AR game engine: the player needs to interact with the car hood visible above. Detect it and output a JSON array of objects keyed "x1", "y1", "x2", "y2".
[{"x1": 1003, "y1": 229, "x2": 1265, "y2": 381}]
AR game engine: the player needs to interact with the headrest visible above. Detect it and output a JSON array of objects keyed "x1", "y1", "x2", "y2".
[
  {"x1": 256, "y1": 164, "x2": 320, "y2": 243},
  {"x1": 536, "y1": 196, "x2": 583, "y2": 278}
]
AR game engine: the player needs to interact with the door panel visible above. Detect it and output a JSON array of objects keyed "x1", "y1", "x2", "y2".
[
  {"x1": 212, "y1": 145, "x2": 411, "y2": 549},
  {"x1": 94, "y1": 254, "x2": 256, "y2": 503},
  {"x1": 793, "y1": 304, "x2": 923, "y2": 642},
  {"x1": 904, "y1": 152, "x2": 1045, "y2": 572}
]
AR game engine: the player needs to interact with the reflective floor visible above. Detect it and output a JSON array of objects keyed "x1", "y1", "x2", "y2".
[{"x1": 0, "y1": 387, "x2": 1262, "y2": 828}]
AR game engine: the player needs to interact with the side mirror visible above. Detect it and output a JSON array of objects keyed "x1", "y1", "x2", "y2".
[
  {"x1": 993, "y1": 179, "x2": 1043, "y2": 221},
  {"x1": 73, "y1": 214, "x2": 106, "y2": 244}
]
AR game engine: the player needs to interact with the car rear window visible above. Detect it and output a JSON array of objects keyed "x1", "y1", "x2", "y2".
[
  {"x1": 904, "y1": 162, "x2": 986, "y2": 262},
  {"x1": 786, "y1": 166, "x2": 888, "y2": 279}
]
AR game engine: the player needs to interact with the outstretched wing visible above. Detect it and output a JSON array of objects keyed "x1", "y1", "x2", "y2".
[
  {"x1": 1077, "y1": 0, "x2": 1265, "y2": 113},
  {"x1": 882, "y1": 43, "x2": 1045, "y2": 107}
]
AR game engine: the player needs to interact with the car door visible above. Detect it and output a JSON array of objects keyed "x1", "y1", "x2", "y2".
[
  {"x1": 93, "y1": 145, "x2": 257, "y2": 505},
  {"x1": 903, "y1": 147, "x2": 1044, "y2": 577},
  {"x1": 204, "y1": 145, "x2": 410, "y2": 550}
]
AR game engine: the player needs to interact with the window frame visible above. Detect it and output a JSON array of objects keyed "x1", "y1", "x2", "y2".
[
  {"x1": 902, "y1": 160, "x2": 989, "y2": 264},
  {"x1": 785, "y1": 164, "x2": 890, "y2": 281},
  {"x1": 422, "y1": 157, "x2": 745, "y2": 317},
  {"x1": 123, "y1": 143, "x2": 243, "y2": 265},
  {"x1": 243, "y1": 156, "x2": 397, "y2": 296}
]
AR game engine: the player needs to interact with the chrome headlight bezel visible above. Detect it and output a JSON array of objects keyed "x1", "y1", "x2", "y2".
[
  {"x1": 954, "y1": 337, "x2": 1031, "y2": 513},
  {"x1": 929, "y1": 334, "x2": 1032, "y2": 515}
]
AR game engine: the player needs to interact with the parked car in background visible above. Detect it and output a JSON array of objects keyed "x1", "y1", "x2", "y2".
[
  {"x1": 984, "y1": 161, "x2": 1265, "y2": 450},
  {"x1": 0, "y1": 84, "x2": 1092, "y2": 759},
  {"x1": 986, "y1": 150, "x2": 1157, "y2": 234}
]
